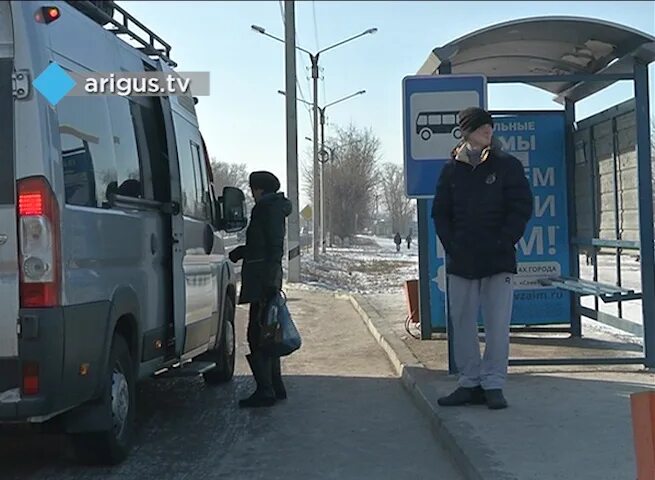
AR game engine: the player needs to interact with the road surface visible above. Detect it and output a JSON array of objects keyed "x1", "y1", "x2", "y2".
[{"x1": 1, "y1": 289, "x2": 462, "y2": 480}]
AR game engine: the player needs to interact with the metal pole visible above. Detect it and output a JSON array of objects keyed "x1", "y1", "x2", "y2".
[
  {"x1": 417, "y1": 199, "x2": 432, "y2": 341},
  {"x1": 633, "y1": 60, "x2": 655, "y2": 368},
  {"x1": 329, "y1": 147, "x2": 334, "y2": 247},
  {"x1": 284, "y1": 0, "x2": 300, "y2": 282},
  {"x1": 565, "y1": 98, "x2": 582, "y2": 337},
  {"x1": 611, "y1": 116, "x2": 623, "y2": 319},
  {"x1": 320, "y1": 108, "x2": 326, "y2": 253},
  {"x1": 311, "y1": 54, "x2": 320, "y2": 261},
  {"x1": 437, "y1": 60, "x2": 457, "y2": 373},
  {"x1": 589, "y1": 127, "x2": 600, "y2": 314}
]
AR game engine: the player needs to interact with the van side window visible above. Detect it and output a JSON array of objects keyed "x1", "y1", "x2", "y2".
[
  {"x1": 57, "y1": 96, "x2": 117, "y2": 208},
  {"x1": 130, "y1": 97, "x2": 170, "y2": 202},
  {"x1": 179, "y1": 133, "x2": 200, "y2": 218},
  {"x1": 190, "y1": 140, "x2": 209, "y2": 219},
  {"x1": 107, "y1": 97, "x2": 144, "y2": 199}
]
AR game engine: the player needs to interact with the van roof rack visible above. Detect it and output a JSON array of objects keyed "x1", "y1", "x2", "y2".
[{"x1": 65, "y1": 1, "x2": 177, "y2": 68}]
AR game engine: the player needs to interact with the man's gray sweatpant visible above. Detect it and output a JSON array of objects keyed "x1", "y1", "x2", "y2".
[{"x1": 447, "y1": 273, "x2": 514, "y2": 390}]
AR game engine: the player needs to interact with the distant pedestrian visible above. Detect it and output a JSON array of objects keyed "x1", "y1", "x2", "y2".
[
  {"x1": 229, "y1": 171, "x2": 292, "y2": 408},
  {"x1": 431, "y1": 107, "x2": 533, "y2": 410},
  {"x1": 406, "y1": 233, "x2": 412, "y2": 250},
  {"x1": 394, "y1": 232, "x2": 402, "y2": 252}
]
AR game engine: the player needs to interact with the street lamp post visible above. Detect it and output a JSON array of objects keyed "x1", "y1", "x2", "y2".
[
  {"x1": 280, "y1": 89, "x2": 366, "y2": 253},
  {"x1": 253, "y1": 24, "x2": 377, "y2": 261}
]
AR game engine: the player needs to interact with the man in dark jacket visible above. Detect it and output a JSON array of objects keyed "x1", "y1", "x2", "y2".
[
  {"x1": 432, "y1": 107, "x2": 533, "y2": 410},
  {"x1": 394, "y1": 232, "x2": 402, "y2": 252},
  {"x1": 229, "y1": 171, "x2": 292, "y2": 408}
]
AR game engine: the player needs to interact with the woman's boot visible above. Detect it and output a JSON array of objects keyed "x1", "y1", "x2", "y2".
[
  {"x1": 271, "y1": 356, "x2": 286, "y2": 400},
  {"x1": 239, "y1": 352, "x2": 276, "y2": 408}
]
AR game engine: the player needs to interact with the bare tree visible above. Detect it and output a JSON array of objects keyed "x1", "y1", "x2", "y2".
[
  {"x1": 380, "y1": 163, "x2": 415, "y2": 235},
  {"x1": 210, "y1": 158, "x2": 249, "y2": 193},
  {"x1": 303, "y1": 123, "x2": 380, "y2": 240},
  {"x1": 210, "y1": 158, "x2": 253, "y2": 213},
  {"x1": 301, "y1": 152, "x2": 314, "y2": 204}
]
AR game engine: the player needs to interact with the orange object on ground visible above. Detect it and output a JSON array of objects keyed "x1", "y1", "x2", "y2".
[
  {"x1": 631, "y1": 390, "x2": 655, "y2": 480},
  {"x1": 404, "y1": 279, "x2": 419, "y2": 324}
]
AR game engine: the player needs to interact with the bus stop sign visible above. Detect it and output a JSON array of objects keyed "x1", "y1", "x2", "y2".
[{"x1": 403, "y1": 74, "x2": 487, "y2": 198}]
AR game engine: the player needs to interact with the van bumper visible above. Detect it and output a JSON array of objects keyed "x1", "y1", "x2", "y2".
[{"x1": 0, "y1": 302, "x2": 111, "y2": 422}]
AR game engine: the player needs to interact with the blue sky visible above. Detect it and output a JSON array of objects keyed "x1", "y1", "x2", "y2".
[{"x1": 116, "y1": 1, "x2": 655, "y2": 207}]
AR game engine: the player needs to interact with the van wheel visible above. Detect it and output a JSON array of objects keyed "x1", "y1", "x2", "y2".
[
  {"x1": 71, "y1": 334, "x2": 135, "y2": 465},
  {"x1": 203, "y1": 296, "x2": 236, "y2": 385}
]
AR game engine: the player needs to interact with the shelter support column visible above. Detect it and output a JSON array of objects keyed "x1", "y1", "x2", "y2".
[
  {"x1": 565, "y1": 98, "x2": 582, "y2": 337},
  {"x1": 634, "y1": 59, "x2": 655, "y2": 368}
]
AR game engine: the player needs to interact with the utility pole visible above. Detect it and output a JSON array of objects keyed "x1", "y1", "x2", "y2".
[
  {"x1": 319, "y1": 107, "x2": 326, "y2": 254},
  {"x1": 284, "y1": 0, "x2": 300, "y2": 281},
  {"x1": 311, "y1": 54, "x2": 320, "y2": 261}
]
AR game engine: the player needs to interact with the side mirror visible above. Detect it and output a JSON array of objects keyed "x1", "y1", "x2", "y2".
[{"x1": 217, "y1": 187, "x2": 247, "y2": 233}]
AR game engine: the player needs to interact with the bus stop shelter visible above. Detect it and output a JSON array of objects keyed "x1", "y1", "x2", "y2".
[{"x1": 413, "y1": 16, "x2": 655, "y2": 369}]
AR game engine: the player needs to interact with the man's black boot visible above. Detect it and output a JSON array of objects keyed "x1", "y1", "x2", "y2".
[
  {"x1": 484, "y1": 389, "x2": 508, "y2": 410},
  {"x1": 437, "y1": 386, "x2": 486, "y2": 406},
  {"x1": 239, "y1": 353, "x2": 276, "y2": 408}
]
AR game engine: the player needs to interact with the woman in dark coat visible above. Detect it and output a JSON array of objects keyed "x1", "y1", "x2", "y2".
[{"x1": 229, "y1": 171, "x2": 292, "y2": 408}]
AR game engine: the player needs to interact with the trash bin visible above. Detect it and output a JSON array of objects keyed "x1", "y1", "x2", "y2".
[{"x1": 404, "y1": 279, "x2": 419, "y2": 324}]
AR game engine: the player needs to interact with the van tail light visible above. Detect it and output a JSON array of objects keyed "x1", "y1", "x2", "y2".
[
  {"x1": 17, "y1": 177, "x2": 61, "y2": 308},
  {"x1": 22, "y1": 362, "x2": 40, "y2": 396},
  {"x1": 34, "y1": 6, "x2": 61, "y2": 24}
]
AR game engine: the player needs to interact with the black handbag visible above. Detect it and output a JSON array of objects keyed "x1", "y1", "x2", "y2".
[{"x1": 257, "y1": 291, "x2": 302, "y2": 357}]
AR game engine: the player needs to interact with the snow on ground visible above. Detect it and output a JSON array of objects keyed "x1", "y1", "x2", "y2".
[
  {"x1": 578, "y1": 253, "x2": 644, "y2": 326},
  {"x1": 294, "y1": 235, "x2": 418, "y2": 295},
  {"x1": 289, "y1": 236, "x2": 645, "y2": 345}
]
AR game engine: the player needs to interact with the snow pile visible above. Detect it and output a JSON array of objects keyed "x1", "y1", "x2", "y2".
[{"x1": 290, "y1": 236, "x2": 419, "y2": 295}]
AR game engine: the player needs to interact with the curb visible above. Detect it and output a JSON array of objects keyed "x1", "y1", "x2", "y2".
[{"x1": 344, "y1": 293, "x2": 511, "y2": 480}]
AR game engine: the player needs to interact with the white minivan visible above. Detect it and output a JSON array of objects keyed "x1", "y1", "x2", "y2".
[{"x1": 0, "y1": 0, "x2": 247, "y2": 464}]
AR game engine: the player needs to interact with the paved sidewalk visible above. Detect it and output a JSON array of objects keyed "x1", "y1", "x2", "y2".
[
  {"x1": 349, "y1": 292, "x2": 655, "y2": 480},
  {"x1": 219, "y1": 287, "x2": 464, "y2": 480}
]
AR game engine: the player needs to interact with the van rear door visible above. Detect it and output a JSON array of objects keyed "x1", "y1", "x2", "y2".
[{"x1": 0, "y1": 1, "x2": 19, "y2": 359}]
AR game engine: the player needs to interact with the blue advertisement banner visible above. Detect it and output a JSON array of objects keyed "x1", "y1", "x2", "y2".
[{"x1": 425, "y1": 111, "x2": 571, "y2": 327}]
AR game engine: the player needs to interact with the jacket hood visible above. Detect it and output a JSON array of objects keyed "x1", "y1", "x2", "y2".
[{"x1": 258, "y1": 192, "x2": 293, "y2": 217}]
